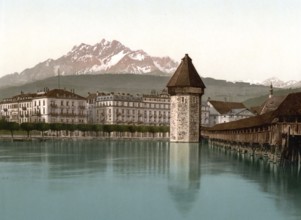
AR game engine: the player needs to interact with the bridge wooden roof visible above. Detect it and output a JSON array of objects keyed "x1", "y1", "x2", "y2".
[{"x1": 208, "y1": 92, "x2": 301, "y2": 131}]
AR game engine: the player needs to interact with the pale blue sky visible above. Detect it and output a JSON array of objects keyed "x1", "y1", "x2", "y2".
[{"x1": 1, "y1": 0, "x2": 301, "y2": 81}]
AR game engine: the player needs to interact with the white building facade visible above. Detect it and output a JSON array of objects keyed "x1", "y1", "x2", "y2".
[
  {"x1": 0, "y1": 89, "x2": 87, "y2": 124},
  {"x1": 87, "y1": 90, "x2": 170, "y2": 126},
  {"x1": 0, "y1": 92, "x2": 35, "y2": 123}
]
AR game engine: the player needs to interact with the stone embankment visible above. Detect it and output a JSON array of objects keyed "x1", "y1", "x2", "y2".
[{"x1": 0, "y1": 131, "x2": 169, "y2": 142}]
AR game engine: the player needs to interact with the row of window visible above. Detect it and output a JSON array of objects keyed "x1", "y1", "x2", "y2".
[
  {"x1": 97, "y1": 109, "x2": 169, "y2": 115},
  {"x1": 96, "y1": 101, "x2": 169, "y2": 109},
  {"x1": 2, "y1": 100, "x2": 85, "y2": 109}
]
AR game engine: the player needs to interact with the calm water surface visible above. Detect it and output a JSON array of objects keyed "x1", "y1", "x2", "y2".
[{"x1": 0, "y1": 140, "x2": 300, "y2": 220}]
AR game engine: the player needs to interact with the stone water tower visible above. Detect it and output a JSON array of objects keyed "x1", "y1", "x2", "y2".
[{"x1": 167, "y1": 54, "x2": 206, "y2": 142}]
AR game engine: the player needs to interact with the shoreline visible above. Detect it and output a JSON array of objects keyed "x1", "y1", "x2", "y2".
[{"x1": 0, "y1": 135, "x2": 169, "y2": 142}]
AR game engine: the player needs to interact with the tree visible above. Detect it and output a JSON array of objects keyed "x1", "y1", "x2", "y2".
[
  {"x1": 0, "y1": 119, "x2": 7, "y2": 130},
  {"x1": 158, "y1": 126, "x2": 169, "y2": 137},
  {"x1": 20, "y1": 123, "x2": 34, "y2": 138},
  {"x1": 136, "y1": 125, "x2": 147, "y2": 138},
  {"x1": 49, "y1": 123, "x2": 63, "y2": 137},
  {"x1": 77, "y1": 124, "x2": 90, "y2": 136},
  {"x1": 115, "y1": 125, "x2": 126, "y2": 137},
  {"x1": 65, "y1": 124, "x2": 77, "y2": 137},
  {"x1": 91, "y1": 124, "x2": 103, "y2": 137},
  {"x1": 127, "y1": 125, "x2": 137, "y2": 137},
  {"x1": 34, "y1": 123, "x2": 50, "y2": 137},
  {"x1": 147, "y1": 126, "x2": 158, "y2": 138},
  {"x1": 6, "y1": 122, "x2": 20, "y2": 139},
  {"x1": 103, "y1": 124, "x2": 114, "y2": 138}
]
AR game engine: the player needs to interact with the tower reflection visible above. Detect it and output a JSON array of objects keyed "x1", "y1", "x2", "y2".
[{"x1": 168, "y1": 143, "x2": 201, "y2": 214}]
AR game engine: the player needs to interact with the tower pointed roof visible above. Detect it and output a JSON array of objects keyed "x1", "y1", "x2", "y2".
[
  {"x1": 269, "y1": 83, "x2": 273, "y2": 98},
  {"x1": 167, "y1": 54, "x2": 205, "y2": 89}
]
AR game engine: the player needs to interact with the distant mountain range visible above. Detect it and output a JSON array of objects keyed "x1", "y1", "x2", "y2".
[
  {"x1": 0, "y1": 39, "x2": 178, "y2": 88},
  {"x1": 244, "y1": 77, "x2": 301, "y2": 89},
  {"x1": 0, "y1": 74, "x2": 275, "y2": 106},
  {"x1": 1, "y1": 37, "x2": 301, "y2": 101}
]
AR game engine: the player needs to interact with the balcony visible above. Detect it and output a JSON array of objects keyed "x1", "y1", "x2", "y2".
[
  {"x1": 60, "y1": 113, "x2": 76, "y2": 117},
  {"x1": 50, "y1": 104, "x2": 58, "y2": 108},
  {"x1": 32, "y1": 112, "x2": 41, "y2": 117}
]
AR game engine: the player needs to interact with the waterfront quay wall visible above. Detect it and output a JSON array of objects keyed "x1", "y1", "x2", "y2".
[
  {"x1": 203, "y1": 122, "x2": 301, "y2": 165},
  {"x1": 0, "y1": 131, "x2": 170, "y2": 141}
]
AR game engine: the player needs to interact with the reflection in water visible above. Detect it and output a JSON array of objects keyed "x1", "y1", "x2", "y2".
[
  {"x1": 208, "y1": 142, "x2": 301, "y2": 218},
  {"x1": 0, "y1": 140, "x2": 170, "y2": 180},
  {"x1": 168, "y1": 143, "x2": 201, "y2": 214},
  {"x1": 1, "y1": 140, "x2": 301, "y2": 219},
  {"x1": 108, "y1": 141, "x2": 169, "y2": 177}
]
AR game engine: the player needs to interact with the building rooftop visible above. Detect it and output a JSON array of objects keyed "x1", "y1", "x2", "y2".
[
  {"x1": 209, "y1": 100, "x2": 246, "y2": 115},
  {"x1": 1, "y1": 92, "x2": 37, "y2": 103},
  {"x1": 167, "y1": 54, "x2": 205, "y2": 89},
  {"x1": 40, "y1": 89, "x2": 86, "y2": 100},
  {"x1": 209, "y1": 92, "x2": 301, "y2": 131},
  {"x1": 259, "y1": 95, "x2": 287, "y2": 115},
  {"x1": 0, "y1": 89, "x2": 86, "y2": 104}
]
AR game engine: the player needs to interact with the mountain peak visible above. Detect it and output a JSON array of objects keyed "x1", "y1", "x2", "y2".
[
  {"x1": 0, "y1": 38, "x2": 179, "y2": 88},
  {"x1": 100, "y1": 38, "x2": 111, "y2": 45}
]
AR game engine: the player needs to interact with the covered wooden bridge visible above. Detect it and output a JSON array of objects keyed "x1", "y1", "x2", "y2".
[{"x1": 203, "y1": 92, "x2": 301, "y2": 164}]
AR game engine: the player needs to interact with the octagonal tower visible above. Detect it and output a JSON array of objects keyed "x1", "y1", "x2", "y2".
[{"x1": 167, "y1": 54, "x2": 206, "y2": 142}]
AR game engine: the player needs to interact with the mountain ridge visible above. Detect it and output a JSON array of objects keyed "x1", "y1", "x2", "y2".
[
  {"x1": 0, "y1": 39, "x2": 178, "y2": 88},
  {"x1": 241, "y1": 77, "x2": 301, "y2": 88},
  {"x1": 0, "y1": 74, "x2": 272, "y2": 105}
]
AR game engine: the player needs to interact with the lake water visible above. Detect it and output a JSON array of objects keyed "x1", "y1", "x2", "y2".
[{"x1": 0, "y1": 140, "x2": 300, "y2": 220}]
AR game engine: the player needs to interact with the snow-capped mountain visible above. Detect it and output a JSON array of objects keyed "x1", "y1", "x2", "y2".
[
  {"x1": 232, "y1": 77, "x2": 301, "y2": 88},
  {"x1": 261, "y1": 77, "x2": 299, "y2": 88},
  {"x1": 0, "y1": 39, "x2": 178, "y2": 88}
]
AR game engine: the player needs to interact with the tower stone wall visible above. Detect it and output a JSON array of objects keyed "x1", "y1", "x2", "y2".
[{"x1": 170, "y1": 94, "x2": 200, "y2": 142}]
